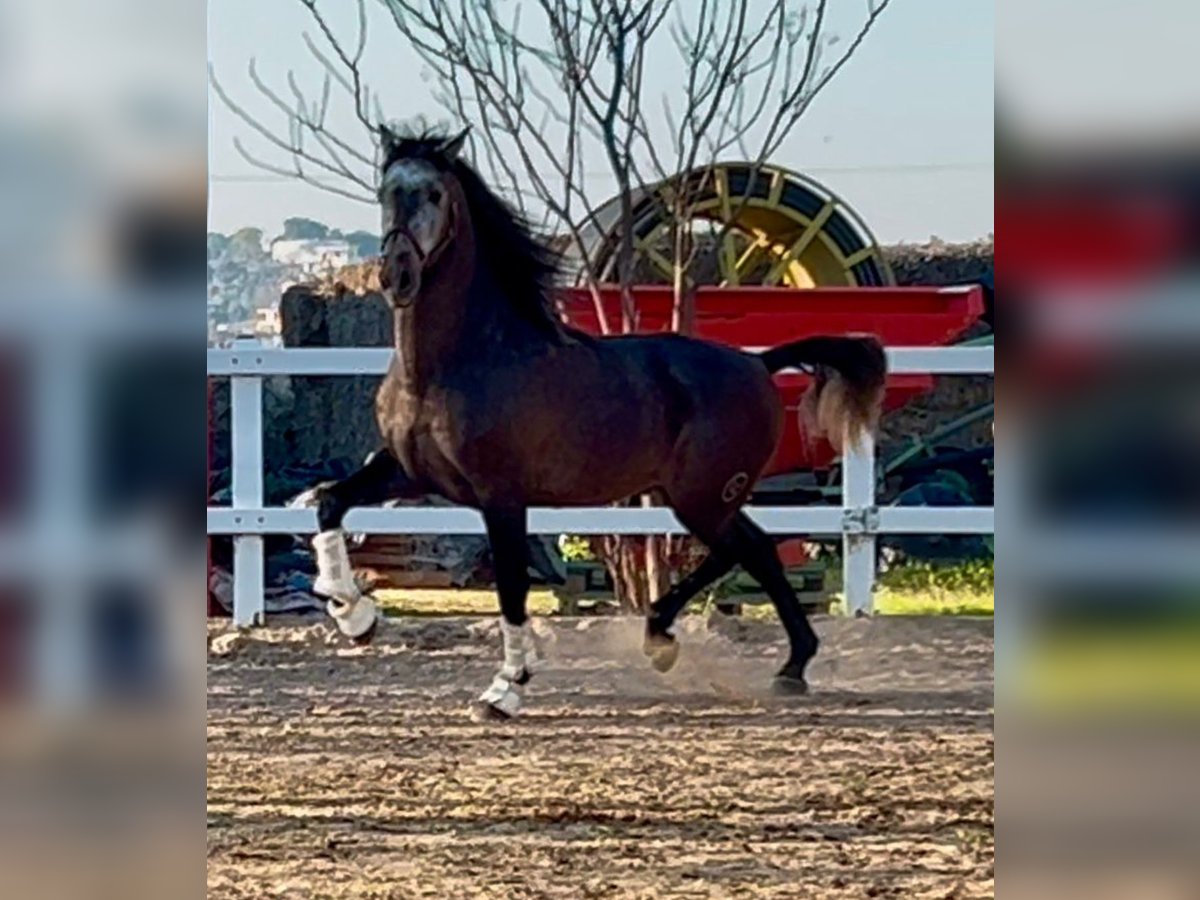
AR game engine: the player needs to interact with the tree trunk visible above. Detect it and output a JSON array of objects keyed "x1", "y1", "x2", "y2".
[
  {"x1": 616, "y1": 199, "x2": 637, "y2": 332},
  {"x1": 642, "y1": 494, "x2": 671, "y2": 608},
  {"x1": 591, "y1": 527, "x2": 673, "y2": 613},
  {"x1": 596, "y1": 533, "x2": 650, "y2": 612},
  {"x1": 669, "y1": 218, "x2": 696, "y2": 335}
]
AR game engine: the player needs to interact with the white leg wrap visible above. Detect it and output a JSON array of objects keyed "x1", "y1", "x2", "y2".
[
  {"x1": 313, "y1": 529, "x2": 358, "y2": 600},
  {"x1": 501, "y1": 619, "x2": 533, "y2": 672},
  {"x1": 477, "y1": 619, "x2": 539, "y2": 716},
  {"x1": 312, "y1": 529, "x2": 377, "y2": 638}
]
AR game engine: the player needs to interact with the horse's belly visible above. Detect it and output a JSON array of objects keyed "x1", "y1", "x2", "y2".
[
  {"x1": 515, "y1": 422, "x2": 666, "y2": 506},
  {"x1": 520, "y1": 469, "x2": 653, "y2": 506}
]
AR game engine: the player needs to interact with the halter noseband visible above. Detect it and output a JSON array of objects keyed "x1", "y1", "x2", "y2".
[{"x1": 380, "y1": 196, "x2": 458, "y2": 307}]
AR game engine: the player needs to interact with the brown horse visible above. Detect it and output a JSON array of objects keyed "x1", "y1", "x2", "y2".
[{"x1": 305, "y1": 127, "x2": 887, "y2": 719}]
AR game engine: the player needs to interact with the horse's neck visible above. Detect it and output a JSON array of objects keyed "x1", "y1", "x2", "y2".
[{"x1": 392, "y1": 255, "x2": 528, "y2": 388}]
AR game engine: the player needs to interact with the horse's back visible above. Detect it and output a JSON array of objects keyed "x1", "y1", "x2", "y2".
[
  {"x1": 600, "y1": 333, "x2": 783, "y2": 448},
  {"x1": 598, "y1": 332, "x2": 778, "y2": 418}
]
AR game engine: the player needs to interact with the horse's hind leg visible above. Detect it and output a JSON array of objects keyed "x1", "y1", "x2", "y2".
[
  {"x1": 295, "y1": 449, "x2": 419, "y2": 642},
  {"x1": 661, "y1": 503, "x2": 818, "y2": 692},
  {"x1": 639, "y1": 492, "x2": 745, "y2": 672},
  {"x1": 725, "y1": 512, "x2": 819, "y2": 694},
  {"x1": 643, "y1": 547, "x2": 737, "y2": 672},
  {"x1": 474, "y1": 507, "x2": 539, "y2": 720}
]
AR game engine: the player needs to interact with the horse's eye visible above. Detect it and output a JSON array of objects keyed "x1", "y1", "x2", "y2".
[{"x1": 429, "y1": 188, "x2": 443, "y2": 205}]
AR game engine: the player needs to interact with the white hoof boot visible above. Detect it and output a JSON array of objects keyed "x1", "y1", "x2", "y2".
[
  {"x1": 475, "y1": 673, "x2": 523, "y2": 719},
  {"x1": 327, "y1": 594, "x2": 378, "y2": 641}
]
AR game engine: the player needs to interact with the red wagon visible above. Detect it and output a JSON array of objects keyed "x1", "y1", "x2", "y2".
[{"x1": 559, "y1": 284, "x2": 986, "y2": 474}]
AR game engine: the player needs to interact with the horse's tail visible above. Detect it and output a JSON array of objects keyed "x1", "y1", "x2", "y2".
[{"x1": 758, "y1": 335, "x2": 887, "y2": 452}]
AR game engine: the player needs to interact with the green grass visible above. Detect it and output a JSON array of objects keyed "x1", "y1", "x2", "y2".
[
  {"x1": 555, "y1": 538, "x2": 994, "y2": 617},
  {"x1": 836, "y1": 588, "x2": 992, "y2": 617},
  {"x1": 375, "y1": 559, "x2": 994, "y2": 619},
  {"x1": 376, "y1": 587, "x2": 563, "y2": 617},
  {"x1": 729, "y1": 588, "x2": 992, "y2": 620},
  {"x1": 1019, "y1": 625, "x2": 1200, "y2": 711},
  {"x1": 829, "y1": 558, "x2": 993, "y2": 616}
]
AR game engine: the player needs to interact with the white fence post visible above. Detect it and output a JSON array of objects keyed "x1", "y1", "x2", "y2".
[
  {"x1": 230, "y1": 340, "x2": 266, "y2": 626},
  {"x1": 31, "y1": 347, "x2": 89, "y2": 712},
  {"x1": 842, "y1": 430, "x2": 877, "y2": 617}
]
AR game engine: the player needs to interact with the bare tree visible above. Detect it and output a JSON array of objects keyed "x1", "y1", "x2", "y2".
[{"x1": 211, "y1": 0, "x2": 893, "y2": 610}]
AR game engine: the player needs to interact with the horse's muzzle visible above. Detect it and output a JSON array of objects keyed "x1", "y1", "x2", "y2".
[{"x1": 380, "y1": 241, "x2": 421, "y2": 307}]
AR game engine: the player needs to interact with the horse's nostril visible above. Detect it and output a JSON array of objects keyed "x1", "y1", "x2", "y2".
[{"x1": 397, "y1": 270, "x2": 412, "y2": 291}]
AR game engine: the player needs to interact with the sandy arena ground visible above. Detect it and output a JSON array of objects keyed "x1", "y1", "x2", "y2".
[{"x1": 208, "y1": 614, "x2": 994, "y2": 898}]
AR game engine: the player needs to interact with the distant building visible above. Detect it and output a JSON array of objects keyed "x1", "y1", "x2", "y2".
[
  {"x1": 208, "y1": 309, "x2": 281, "y2": 348},
  {"x1": 270, "y1": 238, "x2": 358, "y2": 275},
  {"x1": 255, "y1": 307, "x2": 282, "y2": 342}
]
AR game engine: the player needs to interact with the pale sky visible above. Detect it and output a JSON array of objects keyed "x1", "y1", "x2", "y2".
[{"x1": 208, "y1": 0, "x2": 994, "y2": 244}]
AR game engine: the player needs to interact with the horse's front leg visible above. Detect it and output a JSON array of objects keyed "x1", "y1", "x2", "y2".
[
  {"x1": 475, "y1": 507, "x2": 538, "y2": 720},
  {"x1": 293, "y1": 449, "x2": 420, "y2": 642}
]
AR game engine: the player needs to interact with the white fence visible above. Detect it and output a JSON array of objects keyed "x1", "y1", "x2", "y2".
[{"x1": 206, "y1": 342, "x2": 995, "y2": 626}]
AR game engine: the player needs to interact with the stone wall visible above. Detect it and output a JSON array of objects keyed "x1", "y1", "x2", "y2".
[
  {"x1": 883, "y1": 238, "x2": 994, "y2": 290},
  {"x1": 878, "y1": 239, "x2": 994, "y2": 455},
  {"x1": 208, "y1": 286, "x2": 393, "y2": 504}
]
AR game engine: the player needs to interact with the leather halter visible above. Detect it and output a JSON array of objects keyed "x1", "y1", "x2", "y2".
[{"x1": 380, "y1": 193, "x2": 458, "y2": 308}]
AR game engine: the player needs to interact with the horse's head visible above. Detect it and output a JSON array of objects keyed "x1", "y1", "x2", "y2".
[{"x1": 376, "y1": 126, "x2": 469, "y2": 306}]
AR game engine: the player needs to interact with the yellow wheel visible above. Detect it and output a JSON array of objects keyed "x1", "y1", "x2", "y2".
[{"x1": 577, "y1": 162, "x2": 894, "y2": 288}]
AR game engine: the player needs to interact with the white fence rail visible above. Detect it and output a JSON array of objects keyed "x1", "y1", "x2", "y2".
[{"x1": 207, "y1": 342, "x2": 995, "y2": 626}]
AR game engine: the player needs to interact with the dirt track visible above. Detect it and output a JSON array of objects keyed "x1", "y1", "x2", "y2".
[{"x1": 208, "y1": 615, "x2": 994, "y2": 898}]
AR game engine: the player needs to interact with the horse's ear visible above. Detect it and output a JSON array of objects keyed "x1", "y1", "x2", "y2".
[
  {"x1": 440, "y1": 127, "x2": 470, "y2": 161},
  {"x1": 379, "y1": 123, "x2": 400, "y2": 157}
]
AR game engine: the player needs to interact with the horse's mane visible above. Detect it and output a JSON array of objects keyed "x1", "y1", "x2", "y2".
[{"x1": 380, "y1": 130, "x2": 563, "y2": 333}]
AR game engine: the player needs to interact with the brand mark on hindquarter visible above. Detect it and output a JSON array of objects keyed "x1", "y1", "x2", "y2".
[{"x1": 721, "y1": 472, "x2": 749, "y2": 503}]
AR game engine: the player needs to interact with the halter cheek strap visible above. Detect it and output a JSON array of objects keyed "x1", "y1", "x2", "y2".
[
  {"x1": 380, "y1": 198, "x2": 457, "y2": 271},
  {"x1": 380, "y1": 199, "x2": 456, "y2": 310}
]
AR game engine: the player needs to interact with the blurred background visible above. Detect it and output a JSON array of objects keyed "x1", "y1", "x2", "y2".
[
  {"x1": 999, "y1": 0, "x2": 1200, "y2": 895},
  {"x1": 0, "y1": 0, "x2": 202, "y2": 896}
]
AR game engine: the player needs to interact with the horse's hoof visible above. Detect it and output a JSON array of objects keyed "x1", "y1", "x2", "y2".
[
  {"x1": 348, "y1": 617, "x2": 379, "y2": 646},
  {"x1": 771, "y1": 674, "x2": 810, "y2": 696},
  {"x1": 326, "y1": 594, "x2": 379, "y2": 644},
  {"x1": 470, "y1": 701, "x2": 513, "y2": 722},
  {"x1": 643, "y1": 632, "x2": 680, "y2": 673}
]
